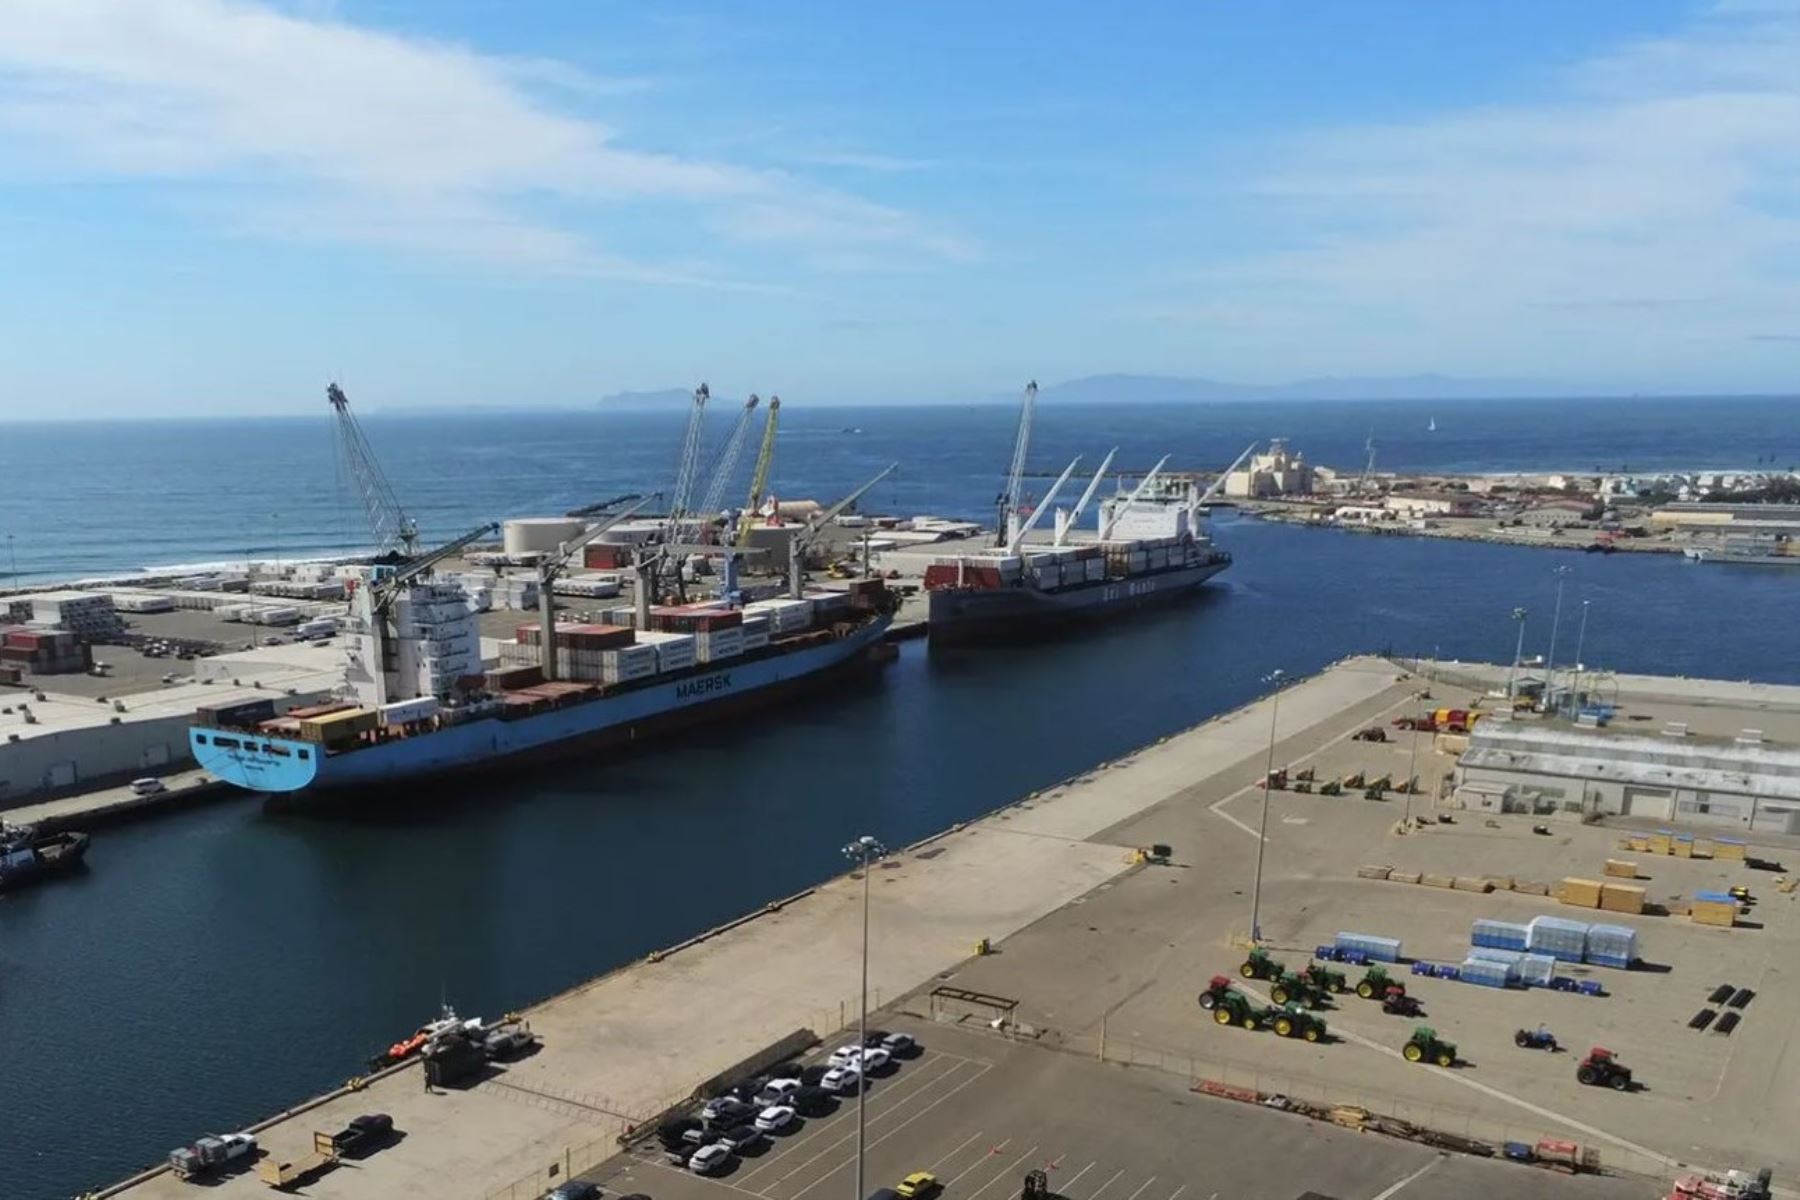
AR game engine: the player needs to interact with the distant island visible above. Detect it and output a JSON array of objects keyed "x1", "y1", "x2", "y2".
[
  {"x1": 1029, "y1": 372, "x2": 1563, "y2": 404},
  {"x1": 596, "y1": 387, "x2": 699, "y2": 410}
]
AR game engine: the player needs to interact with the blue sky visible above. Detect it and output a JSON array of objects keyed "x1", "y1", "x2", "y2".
[{"x1": 2, "y1": 0, "x2": 1798, "y2": 417}]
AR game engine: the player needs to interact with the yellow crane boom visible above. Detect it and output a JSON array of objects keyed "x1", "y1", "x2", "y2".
[{"x1": 738, "y1": 395, "x2": 780, "y2": 541}]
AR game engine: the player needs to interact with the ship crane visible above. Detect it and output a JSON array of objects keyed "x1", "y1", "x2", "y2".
[
  {"x1": 739, "y1": 396, "x2": 781, "y2": 541},
  {"x1": 328, "y1": 383, "x2": 419, "y2": 559},
  {"x1": 697, "y1": 394, "x2": 762, "y2": 526},
  {"x1": 1007, "y1": 457, "x2": 1082, "y2": 554},
  {"x1": 1098, "y1": 455, "x2": 1172, "y2": 542},
  {"x1": 653, "y1": 383, "x2": 710, "y2": 602},
  {"x1": 532, "y1": 494, "x2": 656, "y2": 681},
  {"x1": 1053, "y1": 448, "x2": 1118, "y2": 546},
  {"x1": 356, "y1": 522, "x2": 497, "y2": 707},
  {"x1": 564, "y1": 493, "x2": 641, "y2": 519},
  {"x1": 995, "y1": 381, "x2": 1037, "y2": 547},
  {"x1": 1192, "y1": 443, "x2": 1257, "y2": 523},
  {"x1": 788, "y1": 463, "x2": 898, "y2": 599}
]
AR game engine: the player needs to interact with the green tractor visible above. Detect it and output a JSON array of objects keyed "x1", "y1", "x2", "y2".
[
  {"x1": 1263, "y1": 1003, "x2": 1328, "y2": 1043},
  {"x1": 1239, "y1": 946, "x2": 1283, "y2": 981},
  {"x1": 1354, "y1": 964, "x2": 1400, "y2": 1000},
  {"x1": 1302, "y1": 961, "x2": 1348, "y2": 994},
  {"x1": 1318, "y1": 780, "x2": 1344, "y2": 796},
  {"x1": 1269, "y1": 970, "x2": 1328, "y2": 1009},
  {"x1": 1210, "y1": 990, "x2": 1262, "y2": 1030},
  {"x1": 1402, "y1": 1025, "x2": 1458, "y2": 1067}
]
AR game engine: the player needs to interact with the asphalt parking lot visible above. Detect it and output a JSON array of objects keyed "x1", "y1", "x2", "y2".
[{"x1": 582, "y1": 1020, "x2": 1644, "y2": 1200}]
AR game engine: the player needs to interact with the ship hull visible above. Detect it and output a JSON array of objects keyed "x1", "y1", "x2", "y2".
[
  {"x1": 192, "y1": 616, "x2": 892, "y2": 794},
  {"x1": 927, "y1": 559, "x2": 1228, "y2": 645}
]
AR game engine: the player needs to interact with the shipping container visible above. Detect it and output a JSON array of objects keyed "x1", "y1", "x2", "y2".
[{"x1": 377, "y1": 697, "x2": 440, "y2": 727}]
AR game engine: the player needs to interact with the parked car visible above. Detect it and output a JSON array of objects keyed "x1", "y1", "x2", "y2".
[
  {"x1": 860, "y1": 1028, "x2": 892, "y2": 1048},
  {"x1": 712, "y1": 1124, "x2": 766, "y2": 1152},
  {"x1": 800, "y1": 1065, "x2": 832, "y2": 1086},
  {"x1": 829, "y1": 1043, "x2": 873, "y2": 1068},
  {"x1": 324, "y1": 1113, "x2": 393, "y2": 1157},
  {"x1": 756, "y1": 1078, "x2": 800, "y2": 1106},
  {"x1": 656, "y1": 1117, "x2": 701, "y2": 1149},
  {"x1": 689, "y1": 1143, "x2": 733, "y2": 1175},
  {"x1": 859, "y1": 1047, "x2": 892, "y2": 1073},
  {"x1": 701, "y1": 1096, "x2": 754, "y2": 1124},
  {"x1": 129, "y1": 777, "x2": 167, "y2": 797},
  {"x1": 880, "y1": 1033, "x2": 920, "y2": 1058},
  {"x1": 754, "y1": 1104, "x2": 797, "y2": 1133},
  {"x1": 546, "y1": 1182, "x2": 601, "y2": 1200},
  {"x1": 793, "y1": 1085, "x2": 836, "y2": 1116},
  {"x1": 896, "y1": 1171, "x2": 940, "y2": 1198},
  {"x1": 483, "y1": 1025, "x2": 537, "y2": 1059},
  {"x1": 820, "y1": 1065, "x2": 863, "y2": 1093}
]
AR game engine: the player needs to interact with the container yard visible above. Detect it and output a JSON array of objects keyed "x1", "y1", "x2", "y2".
[{"x1": 83, "y1": 656, "x2": 1800, "y2": 1200}]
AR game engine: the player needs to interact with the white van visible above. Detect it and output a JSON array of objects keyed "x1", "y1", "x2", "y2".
[{"x1": 129, "y1": 778, "x2": 167, "y2": 797}]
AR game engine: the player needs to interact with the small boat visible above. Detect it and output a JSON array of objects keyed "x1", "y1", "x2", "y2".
[
  {"x1": 1427, "y1": 417, "x2": 1437, "y2": 432},
  {"x1": 0, "y1": 823, "x2": 91, "y2": 891}
]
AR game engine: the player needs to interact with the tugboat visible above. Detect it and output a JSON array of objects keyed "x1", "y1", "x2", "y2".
[{"x1": 0, "y1": 822, "x2": 91, "y2": 891}]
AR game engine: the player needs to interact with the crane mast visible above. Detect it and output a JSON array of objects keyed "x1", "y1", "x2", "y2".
[
  {"x1": 1007, "y1": 456, "x2": 1081, "y2": 554},
  {"x1": 996, "y1": 381, "x2": 1037, "y2": 547},
  {"x1": 739, "y1": 396, "x2": 781, "y2": 541},
  {"x1": 698, "y1": 394, "x2": 761, "y2": 523},
  {"x1": 1099, "y1": 455, "x2": 1172, "y2": 542},
  {"x1": 1055, "y1": 448, "x2": 1118, "y2": 546},
  {"x1": 328, "y1": 383, "x2": 418, "y2": 558},
  {"x1": 533, "y1": 495, "x2": 656, "y2": 680},
  {"x1": 789, "y1": 463, "x2": 897, "y2": 599}
]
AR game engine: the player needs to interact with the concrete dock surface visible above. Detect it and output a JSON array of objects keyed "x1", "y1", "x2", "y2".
[
  {"x1": 102, "y1": 659, "x2": 1403, "y2": 1199},
  {"x1": 102, "y1": 655, "x2": 1799, "y2": 1200}
]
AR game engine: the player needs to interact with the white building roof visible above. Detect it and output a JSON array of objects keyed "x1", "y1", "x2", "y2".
[{"x1": 1464, "y1": 722, "x2": 1800, "y2": 803}]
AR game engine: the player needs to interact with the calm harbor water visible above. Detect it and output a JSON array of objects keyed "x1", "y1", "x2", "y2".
[{"x1": 4, "y1": 513, "x2": 1798, "y2": 1198}]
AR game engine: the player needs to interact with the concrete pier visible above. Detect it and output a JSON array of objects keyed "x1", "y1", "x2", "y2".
[{"x1": 100, "y1": 655, "x2": 1800, "y2": 1199}]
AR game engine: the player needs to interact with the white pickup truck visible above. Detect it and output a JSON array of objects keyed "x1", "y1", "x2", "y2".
[{"x1": 168, "y1": 1131, "x2": 257, "y2": 1179}]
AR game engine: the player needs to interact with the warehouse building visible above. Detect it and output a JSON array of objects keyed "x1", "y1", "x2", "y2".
[{"x1": 1452, "y1": 718, "x2": 1800, "y2": 834}]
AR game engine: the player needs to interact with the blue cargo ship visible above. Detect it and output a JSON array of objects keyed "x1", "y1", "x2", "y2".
[{"x1": 191, "y1": 610, "x2": 891, "y2": 793}]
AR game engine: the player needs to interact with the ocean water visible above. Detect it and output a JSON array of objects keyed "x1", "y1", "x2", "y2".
[
  {"x1": 2, "y1": 396, "x2": 1799, "y2": 1198},
  {"x1": 2, "y1": 395, "x2": 1797, "y2": 583}
]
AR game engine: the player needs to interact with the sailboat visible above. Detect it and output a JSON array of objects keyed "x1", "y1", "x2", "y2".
[{"x1": 1427, "y1": 416, "x2": 1437, "y2": 433}]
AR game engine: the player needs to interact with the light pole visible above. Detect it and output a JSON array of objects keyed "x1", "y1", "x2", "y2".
[
  {"x1": 1250, "y1": 669, "x2": 1285, "y2": 944},
  {"x1": 1570, "y1": 599, "x2": 1592, "y2": 717},
  {"x1": 1544, "y1": 566, "x2": 1571, "y2": 712},
  {"x1": 5, "y1": 533, "x2": 15, "y2": 586},
  {"x1": 842, "y1": 834, "x2": 886, "y2": 1200},
  {"x1": 1506, "y1": 607, "x2": 1528, "y2": 706}
]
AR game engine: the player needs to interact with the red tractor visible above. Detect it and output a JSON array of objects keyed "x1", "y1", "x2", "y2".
[{"x1": 1576, "y1": 1047, "x2": 1633, "y2": 1091}]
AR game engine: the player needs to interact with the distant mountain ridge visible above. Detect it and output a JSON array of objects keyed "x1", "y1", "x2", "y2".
[
  {"x1": 1031, "y1": 372, "x2": 1560, "y2": 404},
  {"x1": 597, "y1": 387, "x2": 696, "y2": 409}
]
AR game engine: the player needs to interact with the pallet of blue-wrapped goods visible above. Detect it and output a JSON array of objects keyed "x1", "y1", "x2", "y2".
[
  {"x1": 1471, "y1": 919, "x2": 1531, "y2": 950},
  {"x1": 1468, "y1": 947, "x2": 1526, "y2": 969},
  {"x1": 1518, "y1": 953, "x2": 1557, "y2": 987},
  {"x1": 1526, "y1": 915, "x2": 1589, "y2": 963},
  {"x1": 1584, "y1": 922, "x2": 1638, "y2": 969},
  {"x1": 1334, "y1": 931, "x2": 1402, "y2": 963},
  {"x1": 1459, "y1": 957, "x2": 1513, "y2": 988}
]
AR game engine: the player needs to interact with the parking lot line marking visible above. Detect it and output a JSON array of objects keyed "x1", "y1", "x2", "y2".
[
  {"x1": 1235, "y1": 978, "x2": 1680, "y2": 1170},
  {"x1": 1083, "y1": 1167, "x2": 1126, "y2": 1200},
  {"x1": 963, "y1": 1145, "x2": 1040, "y2": 1200},
  {"x1": 1057, "y1": 1161, "x2": 1097, "y2": 1193},
  {"x1": 945, "y1": 1138, "x2": 1011, "y2": 1185},
  {"x1": 1121, "y1": 1174, "x2": 1158, "y2": 1200},
  {"x1": 1164, "y1": 1184, "x2": 1187, "y2": 1200},
  {"x1": 735, "y1": 1056, "x2": 969, "y2": 1185},
  {"x1": 632, "y1": 1154, "x2": 774, "y2": 1200},
  {"x1": 783, "y1": 1063, "x2": 994, "y2": 1200},
  {"x1": 1208, "y1": 691, "x2": 1417, "y2": 841},
  {"x1": 1369, "y1": 1160, "x2": 1437, "y2": 1200},
  {"x1": 929, "y1": 1130, "x2": 986, "y2": 1171}
]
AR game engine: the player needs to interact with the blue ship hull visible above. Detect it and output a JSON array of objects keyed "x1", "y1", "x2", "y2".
[{"x1": 191, "y1": 616, "x2": 891, "y2": 793}]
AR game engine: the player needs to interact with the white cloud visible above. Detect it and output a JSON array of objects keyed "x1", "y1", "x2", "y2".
[
  {"x1": 0, "y1": 0, "x2": 967, "y2": 282},
  {"x1": 1173, "y1": 1, "x2": 1800, "y2": 385}
]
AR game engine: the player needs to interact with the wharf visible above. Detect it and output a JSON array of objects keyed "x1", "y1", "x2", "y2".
[
  {"x1": 99, "y1": 656, "x2": 1800, "y2": 1199},
  {"x1": 2, "y1": 768, "x2": 231, "y2": 831},
  {"x1": 99, "y1": 659, "x2": 1406, "y2": 1200}
]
